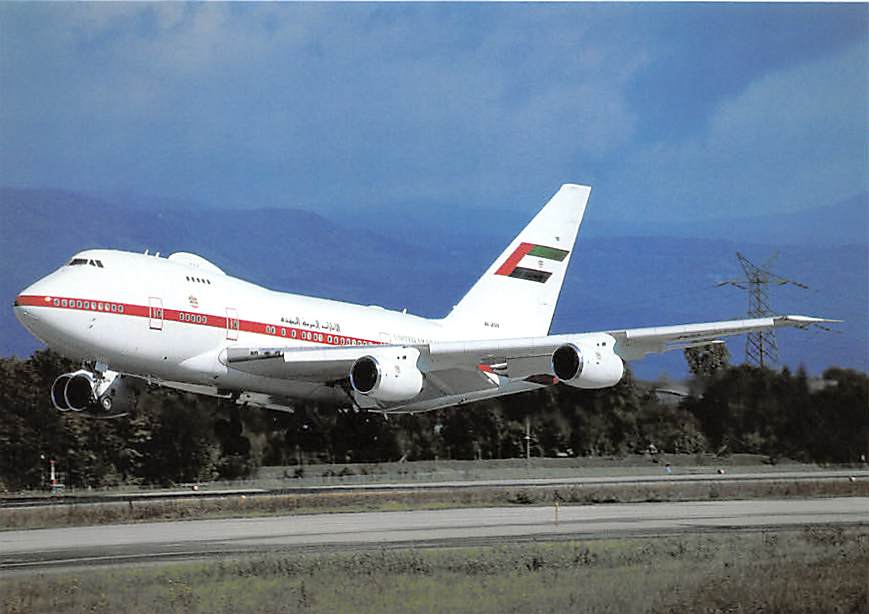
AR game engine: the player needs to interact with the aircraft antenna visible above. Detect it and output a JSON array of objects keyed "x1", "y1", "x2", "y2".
[{"x1": 717, "y1": 252, "x2": 808, "y2": 369}]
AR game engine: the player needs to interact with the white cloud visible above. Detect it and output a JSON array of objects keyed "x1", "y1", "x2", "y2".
[
  {"x1": 16, "y1": 4, "x2": 643, "y2": 208},
  {"x1": 606, "y1": 39, "x2": 868, "y2": 222},
  {"x1": 64, "y1": 3, "x2": 146, "y2": 38},
  {"x1": 25, "y1": 3, "x2": 860, "y2": 217}
]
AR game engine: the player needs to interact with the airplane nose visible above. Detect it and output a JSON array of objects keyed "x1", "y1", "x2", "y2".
[
  {"x1": 13, "y1": 295, "x2": 35, "y2": 334},
  {"x1": 15, "y1": 277, "x2": 54, "y2": 305},
  {"x1": 14, "y1": 269, "x2": 72, "y2": 345},
  {"x1": 14, "y1": 284, "x2": 55, "y2": 341},
  {"x1": 14, "y1": 289, "x2": 41, "y2": 310},
  {"x1": 13, "y1": 282, "x2": 51, "y2": 322},
  {"x1": 14, "y1": 291, "x2": 35, "y2": 317}
]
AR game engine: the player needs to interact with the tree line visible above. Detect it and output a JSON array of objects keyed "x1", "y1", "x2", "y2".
[{"x1": 0, "y1": 350, "x2": 866, "y2": 490}]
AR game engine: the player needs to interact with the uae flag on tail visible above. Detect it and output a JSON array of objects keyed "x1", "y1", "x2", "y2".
[{"x1": 495, "y1": 242, "x2": 569, "y2": 283}]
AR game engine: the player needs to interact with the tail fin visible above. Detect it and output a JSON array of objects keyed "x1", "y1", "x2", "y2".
[{"x1": 442, "y1": 184, "x2": 590, "y2": 338}]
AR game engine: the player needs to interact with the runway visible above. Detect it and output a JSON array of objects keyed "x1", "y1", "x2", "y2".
[{"x1": 2, "y1": 497, "x2": 867, "y2": 574}]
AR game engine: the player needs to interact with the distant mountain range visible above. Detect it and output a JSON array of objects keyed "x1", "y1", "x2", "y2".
[
  {"x1": 330, "y1": 191, "x2": 868, "y2": 249},
  {"x1": 587, "y1": 192, "x2": 868, "y2": 248},
  {"x1": 1, "y1": 187, "x2": 865, "y2": 379}
]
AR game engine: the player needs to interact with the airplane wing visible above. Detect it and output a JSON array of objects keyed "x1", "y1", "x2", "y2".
[
  {"x1": 607, "y1": 315, "x2": 836, "y2": 361},
  {"x1": 225, "y1": 314, "x2": 835, "y2": 413}
]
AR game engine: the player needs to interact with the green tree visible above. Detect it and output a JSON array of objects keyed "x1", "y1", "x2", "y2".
[
  {"x1": 138, "y1": 392, "x2": 219, "y2": 484},
  {"x1": 684, "y1": 344, "x2": 730, "y2": 377},
  {"x1": 808, "y1": 368, "x2": 869, "y2": 462}
]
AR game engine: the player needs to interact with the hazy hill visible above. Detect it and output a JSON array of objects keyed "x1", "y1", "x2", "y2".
[
  {"x1": 594, "y1": 192, "x2": 869, "y2": 248},
  {"x1": 331, "y1": 191, "x2": 868, "y2": 249},
  {"x1": 2, "y1": 187, "x2": 865, "y2": 378}
]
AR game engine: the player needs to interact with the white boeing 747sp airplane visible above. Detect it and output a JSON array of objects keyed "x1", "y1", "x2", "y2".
[{"x1": 14, "y1": 184, "x2": 832, "y2": 417}]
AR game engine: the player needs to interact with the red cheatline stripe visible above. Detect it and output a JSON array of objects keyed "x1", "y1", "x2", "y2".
[
  {"x1": 15, "y1": 295, "x2": 381, "y2": 347},
  {"x1": 494, "y1": 242, "x2": 534, "y2": 276}
]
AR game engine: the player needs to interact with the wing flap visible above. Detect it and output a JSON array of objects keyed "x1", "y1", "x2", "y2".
[
  {"x1": 226, "y1": 346, "x2": 366, "y2": 380},
  {"x1": 226, "y1": 344, "x2": 502, "y2": 398},
  {"x1": 425, "y1": 367, "x2": 498, "y2": 396},
  {"x1": 383, "y1": 379, "x2": 545, "y2": 414}
]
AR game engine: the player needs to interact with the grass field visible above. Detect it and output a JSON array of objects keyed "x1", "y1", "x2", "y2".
[
  {"x1": 12, "y1": 455, "x2": 847, "y2": 497},
  {"x1": 3, "y1": 474, "x2": 867, "y2": 530},
  {"x1": 247, "y1": 455, "x2": 831, "y2": 488},
  {"x1": 2, "y1": 527, "x2": 867, "y2": 613}
]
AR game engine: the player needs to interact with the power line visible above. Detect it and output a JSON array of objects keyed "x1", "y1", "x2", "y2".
[{"x1": 717, "y1": 252, "x2": 808, "y2": 369}]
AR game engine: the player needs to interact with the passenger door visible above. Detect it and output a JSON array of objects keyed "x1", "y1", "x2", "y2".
[
  {"x1": 148, "y1": 297, "x2": 164, "y2": 331},
  {"x1": 226, "y1": 307, "x2": 240, "y2": 341}
]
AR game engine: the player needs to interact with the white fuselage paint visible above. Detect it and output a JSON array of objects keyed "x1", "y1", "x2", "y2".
[{"x1": 14, "y1": 249, "x2": 460, "y2": 404}]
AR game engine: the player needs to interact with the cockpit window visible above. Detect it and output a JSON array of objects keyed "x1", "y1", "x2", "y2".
[{"x1": 67, "y1": 258, "x2": 104, "y2": 268}]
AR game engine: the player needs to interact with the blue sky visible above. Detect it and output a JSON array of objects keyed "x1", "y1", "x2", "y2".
[{"x1": 1, "y1": 3, "x2": 866, "y2": 223}]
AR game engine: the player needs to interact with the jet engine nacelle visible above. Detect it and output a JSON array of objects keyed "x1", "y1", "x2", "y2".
[
  {"x1": 551, "y1": 336, "x2": 624, "y2": 389},
  {"x1": 50, "y1": 369, "x2": 139, "y2": 413},
  {"x1": 349, "y1": 347, "x2": 424, "y2": 402}
]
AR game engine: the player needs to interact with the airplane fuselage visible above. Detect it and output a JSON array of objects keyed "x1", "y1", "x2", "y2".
[{"x1": 15, "y1": 249, "x2": 454, "y2": 405}]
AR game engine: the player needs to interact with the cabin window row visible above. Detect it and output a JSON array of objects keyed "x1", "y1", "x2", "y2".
[
  {"x1": 185, "y1": 276, "x2": 211, "y2": 285},
  {"x1": 327, "y1": 334, "x2": 359, "y2": 346},
  {"x1": 179, "y1": 312, "x2": 207, "y2": 324},
  {"x1": 294, "y1": 329, "x2": 361, "y2": 345},
  {"x1": 55, "y1": 298, "x2": 123, "y2": 313}
]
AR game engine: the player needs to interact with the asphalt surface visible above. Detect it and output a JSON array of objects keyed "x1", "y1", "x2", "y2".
[{"x1": 2, "y1": 497, "x2": 866, "y2": 574}]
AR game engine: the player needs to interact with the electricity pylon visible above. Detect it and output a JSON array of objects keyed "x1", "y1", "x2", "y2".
[{"x1": 718, "y1": 252, "x2": 808, "y2": 369}]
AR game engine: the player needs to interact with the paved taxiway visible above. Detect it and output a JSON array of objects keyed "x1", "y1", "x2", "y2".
[{"x1": 2, "y1": 497, "x2": 867, "y2": 573}]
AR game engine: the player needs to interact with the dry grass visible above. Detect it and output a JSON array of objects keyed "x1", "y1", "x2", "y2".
[
  {"x1": 2, "y1": 477, "x2": 867, "y2": 530},
  {"x1": 11, "y1": 475, "x2": 869, "y2": 531},
  {"x1": 249, "y1": 454, "x2": 819, "y2": 487},
  {"x1": 2, "y1": 527, "x2": 867, "y2": 613}
]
